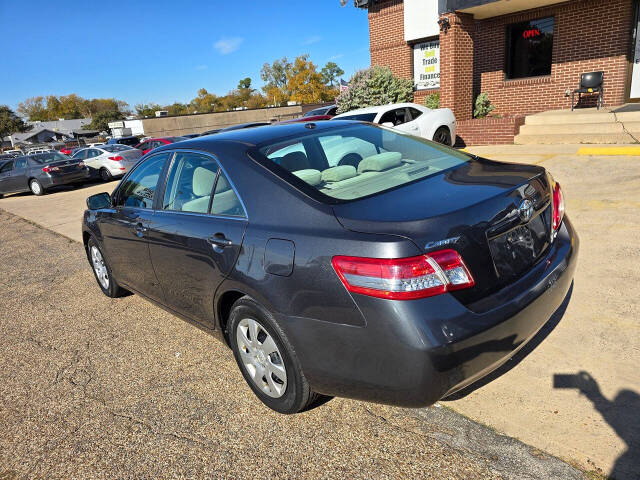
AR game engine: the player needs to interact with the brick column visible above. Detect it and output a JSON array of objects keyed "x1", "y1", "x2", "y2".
[{"x1": 439, "y1": 12, "x2": 475, "y2": 121}]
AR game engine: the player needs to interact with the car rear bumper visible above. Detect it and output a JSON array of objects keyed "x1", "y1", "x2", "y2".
[
  {"x1": 41, "y1": 168, "x2": 91, "y2": 187},
  {"x1": 277, "y1": 217, "x2": 579, "y2": 407}
]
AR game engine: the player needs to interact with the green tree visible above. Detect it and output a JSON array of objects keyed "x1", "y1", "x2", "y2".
[
  {"x1": 84, "y1": 110, "x2": 124, "y2": 132},
  {"x1": 238, "y1": 77, "x2": 252, "y2": 90},
  {"x1": 0, "y1": 106, "x2": 31, "y2": 141},
  {"x1": 17, "y1": 96, "x2": 47, "y2": 121},
  {"x1": 261, "y1": 57, "x2": 293, "y2": 105},
  {"x1": 336, "y1": 66, "x2": 414, "y2": 113},
  {"x1": 320, "y1": 62, "x2": 344, "y2": 87},
  {"x1": 189, "y1": 89, "x2": 220, "y2": 113},
  {"x1": 135, "y1": 103, "x2": 163, "y2": 117}
]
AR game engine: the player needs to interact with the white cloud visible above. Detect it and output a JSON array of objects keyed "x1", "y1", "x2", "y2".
[
  {"x1": 303, "y1": 35, "x2": 322, "y2": 45},
  {"x1": 328, "y1": 54, "x2": 344, "y2": 61},
  {"x1": 195, "y1": 65, "x2": 208, "y2": 71},
  {"x1": 213, "y1": 37, "x2": 244, "y2": 55}
]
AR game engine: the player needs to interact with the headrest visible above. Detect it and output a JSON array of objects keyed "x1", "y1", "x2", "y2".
[
  {"x1": 280, "y1": 151, "x2": 310, "y2": 172},
  {"x1": 357, "y1": 151, "x2": 403, "y2": 173},
  {"x1": 292, "y1": 169, "x2": 322, "y2": 186},
  {"x1": 215, "y1": 173, "x2": 231, "y2": 193},
  {"x1": 321, "y1": 165, "x2": 357, "y2": 183},
  {"x1": 192, "y1": 167, "x2": 216, "y2": 196}
]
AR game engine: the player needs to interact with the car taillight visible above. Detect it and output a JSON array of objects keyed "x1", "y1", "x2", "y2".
[
  {"x1": 42, "y1": 166, "x2": 59, "y2": 173},
  {"x1": 108, "y1": 156, "x2": 124, "y2": 161},
  {"x1": 331, "y1": 249, "x2": 475, "y2": 300},
  {"x1": 552, "y1": 181, "x2": 565, "y2": 231}
]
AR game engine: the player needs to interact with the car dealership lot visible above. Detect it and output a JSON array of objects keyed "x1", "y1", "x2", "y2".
[{"x1": 0, "y1": 150, "x2": 638, "y2": 478}]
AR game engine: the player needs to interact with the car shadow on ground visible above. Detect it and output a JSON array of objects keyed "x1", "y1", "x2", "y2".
[
  {"x1": 444, "y1": 282, "x2": 573, "y2": 401},
  {"x1": 552, "y1": 373, "x2": 639, "y2": 479}
]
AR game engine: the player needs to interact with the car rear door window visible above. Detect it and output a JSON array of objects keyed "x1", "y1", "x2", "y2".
[
  {"x1": 116, "y1": 153, "x2": 169, "y2": 209},
  {"x1": 162, "y1": 152, "x2": 219, "y2": 213},
  {"x1": 408, "y1": 107, "x2": 423, "y2": 120},
  {"x1": 0, "y1": 161, "x2": 13, "y2": 173},
  {"x1": 14, "y1": 158, "x2": 27, "y2": 169},
  {"x1": 210, "y1": 170, "x2": 246, "y2": 217}
]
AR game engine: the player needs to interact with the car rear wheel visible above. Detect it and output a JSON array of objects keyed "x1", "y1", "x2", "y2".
[
  {"x1": 87, "y1": 237, "x2": 127, "y2": 298},
  {"x1": 433, "y1": 126, "x2": 452, "y2": 146},
  {"x1": 29, "y1": 179, "x2": 44, "y2": 196},
  {"x1": 99, "y1": 168, "x2": 112, "y2": 182},
  {"x1": 229, "y1": 297, "x2": 326, "y2": 414}
]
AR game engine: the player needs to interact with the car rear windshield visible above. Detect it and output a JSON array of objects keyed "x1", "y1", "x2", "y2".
[
  {"x1": 335, "y1": 113, "x2": 377, "y2": 122},
  {"x1": 29, "y1": 152, "x2": 69, "y2": 164},
  {"x1": 102, "y1": 145, "x2": 131, "y2": 152},
  {"x1": 256, "y1": 124, "x2": 469, "y2": 202}
]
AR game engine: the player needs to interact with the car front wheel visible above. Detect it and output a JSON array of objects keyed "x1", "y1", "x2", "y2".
[
  {"x1": 29, "y1": 179, "x2": 45, "y2": 196},
  {"x1": 433, "y1": 126, "x2": 452, "y2": 146},
  {"x1": 87, "y1": 237, "x2": 127, "y2": 298},
  {"x1": 229, "y1": 297, "x2": 325, "y2": 414}
]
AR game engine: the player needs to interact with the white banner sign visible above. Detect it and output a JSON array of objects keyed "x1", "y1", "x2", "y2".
[{"x1": 413, "y1": 40, "x2": 440, "y2": 90}]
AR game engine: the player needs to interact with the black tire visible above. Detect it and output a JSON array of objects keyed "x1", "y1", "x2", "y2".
[
  {"x1": 29, "y1": 178, "x2": 45, "y2": 196},
  {"x1": 99, "y1": 168, "x2": 113, "y2": 182},
  {"x1": 86, "y1": 237, "x2": 127, "y2": 298},
  {"x1": 228, "y1": 296, "x2": 325, "y2": 414},
  {"x1": 433, "y1": 126, "x2": 452, "y2": 146}
]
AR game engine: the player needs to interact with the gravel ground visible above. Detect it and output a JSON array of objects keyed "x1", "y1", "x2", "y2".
[{"x1": 0, "y1": 210, "x2": 585, "y2": 479}]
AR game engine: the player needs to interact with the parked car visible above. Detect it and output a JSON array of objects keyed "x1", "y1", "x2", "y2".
[
  {"x1": 303, "y1": 105, "x2": 337, "y2": 117},
  {"x1": 0, "y1": 152, "x2": 90, "y2": 197},
  {"x1": 60, "y1": 146, "x2": 84, "y2": 156},
  {"x1": 276, "y1": 115, "x2": 333, "y2": 124},
  {"x1": 26, "y1": 147, "x2": 54, "y2": 155},
  {"x1": 2, "y1": 150, "x2": 23, "y2": 158},
  {"x1": 0, "y1": 153, "x2": 18, "y2": 161},
  {"x1": 83, "y1": 121, "x2": 578, "y2": 414},
  {"x1": 72, "y1": 144, "x2": 142, "y2": 181},
  {"x1": 136, "y1": 136, "x2": 187, "y2": 155},
  {"x1": 107, "y1": 136, "x2": 140, "y2": 147},
  {"x1": 333, "y1": 102, "x2": 457, "y2": 146}
]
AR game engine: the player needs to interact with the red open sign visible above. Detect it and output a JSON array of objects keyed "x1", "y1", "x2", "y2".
[{"x1": 523, "y1": 28, "x2": 541, "y2": 39}]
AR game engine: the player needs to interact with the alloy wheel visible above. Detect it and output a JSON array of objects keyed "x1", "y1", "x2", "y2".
[
  {"x1": 236, "y1": 318, "x2": 287, "y2": 398},
  {"x1": 90, "y1": 245, "x2": 109, "y2": 290},
  {"x1": 30, "y1": 180, "x2": 42, "y2": 195}
]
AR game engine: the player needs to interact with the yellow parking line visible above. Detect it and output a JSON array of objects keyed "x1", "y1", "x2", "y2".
[{"x1": 577, "y1": 146, "x2": 640, "y2": 156}]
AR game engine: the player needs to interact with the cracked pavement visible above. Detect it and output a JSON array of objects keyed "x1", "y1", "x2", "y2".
[{"x1": 0, "y1": 210, "x2": 586, "y2": 479}]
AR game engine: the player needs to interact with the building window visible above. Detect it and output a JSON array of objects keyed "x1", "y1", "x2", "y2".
[{"x1": 506, "y1": 17, "x2": 554, "y2": 79}]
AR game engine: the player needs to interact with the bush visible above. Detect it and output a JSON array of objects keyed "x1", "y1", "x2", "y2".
[
  {"x1": 336, "y1": 66, "x2": 414, "y2": 113},
  {"x1": 474, "y1": 92, "x2": 495, "y2": 118},
  {"x1": 423, "y1": 92, "x2": 440, "y2": 109}
]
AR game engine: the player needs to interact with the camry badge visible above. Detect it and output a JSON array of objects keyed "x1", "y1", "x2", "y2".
[{"x1": 518, "y1": 199, "x2": 534, "y2": 222}]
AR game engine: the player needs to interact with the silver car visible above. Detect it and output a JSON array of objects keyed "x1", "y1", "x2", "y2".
[{"x1": 72, "y1": 145, "x2": 142, "y2": 181}]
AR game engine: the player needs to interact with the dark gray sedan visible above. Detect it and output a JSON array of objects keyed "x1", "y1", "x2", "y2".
[
  {"x1": 0, "y1": 152, "x2": 90, "y2": 197},
  {"x1": 82, "y1": 121, "x2": 578, "y2": 414}
]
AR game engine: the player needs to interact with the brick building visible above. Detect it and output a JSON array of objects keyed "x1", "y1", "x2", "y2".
[{"x1": 358, "y1": 0, "x2": 639, "y2": 144}]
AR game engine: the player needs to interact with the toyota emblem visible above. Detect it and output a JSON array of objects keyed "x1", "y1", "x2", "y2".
[{"x1": 518, "y1": 199, "x2": 534, "y2": 222}]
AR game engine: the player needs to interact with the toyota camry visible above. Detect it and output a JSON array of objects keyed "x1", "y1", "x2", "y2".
[{"x1": 82, "y1": 121, "x2": 578, "y2": 414}]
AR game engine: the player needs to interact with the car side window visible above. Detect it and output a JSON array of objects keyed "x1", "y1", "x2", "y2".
[
  {"x1": 116, "y1": 153, "x2": 169, "y2": 209},
  {"x1": 162, "y1": 152, "x2": 219, "y2": 213},
  {"x1": 138, "y1": 142, "x2": 148, "y2": 151},
  {"x1": 87, "y1": 149, "x2": 100, "y2": 158},
  {"x1": 409, "y1": 107, "x2": 423, "y2": 120},
  {"x1": 0, "y1": 161, "x2": 14, "y2": 173},
  {"x1": 380, "y1": 108, "x2": 408, "y2": 126},
  {"x1": 15, "y1": 158, "x2": 27, "y2": 169},
  {"x1": 72, "y1": 150, "x2": 86, "y2": 160},
  {"x1": 210, "y1": 170, "x2": 246, "y2": 217}
]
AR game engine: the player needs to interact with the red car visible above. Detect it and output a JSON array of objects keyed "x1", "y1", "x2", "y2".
[{"x1": 135, "y1": 136, "x2": 187, "y2": 155}]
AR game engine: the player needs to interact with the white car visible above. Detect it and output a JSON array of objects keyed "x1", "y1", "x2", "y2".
[
  {"x1": 333, "y1": 102, "x2": 457, "y2": 146},
  {"x1": 72, "y1": 144, "x2": 142, "y2": 181}
]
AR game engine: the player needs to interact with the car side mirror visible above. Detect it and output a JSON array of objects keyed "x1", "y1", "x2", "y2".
[
  {"x1": 86, "y1": 192, "x2": 111, "y2": 210},
  {"x1": 381, "y1": 122, "x2": 395, "y2": 128}
]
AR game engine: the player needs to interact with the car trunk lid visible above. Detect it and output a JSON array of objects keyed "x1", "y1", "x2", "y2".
[{"x1": 331, "y1": 159, "x2": 553, "y2": 304}]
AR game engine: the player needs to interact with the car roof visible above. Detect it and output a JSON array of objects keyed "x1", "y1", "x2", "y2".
[{"x1": 152, "y1": 120, "x2": 366, "y2": 152}]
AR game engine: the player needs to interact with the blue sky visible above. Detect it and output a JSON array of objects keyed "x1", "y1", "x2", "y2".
[{"x1": 0, "y1": 1, "x2": 370, "y2": 111}]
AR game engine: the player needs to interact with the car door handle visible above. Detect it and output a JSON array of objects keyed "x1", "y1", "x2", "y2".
[{"x1": 207, "y1": 235, "x2": 233, "y2": 248}]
